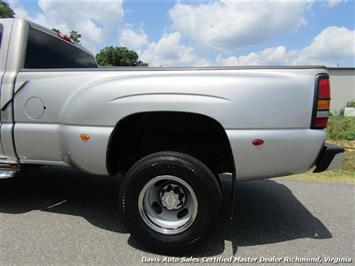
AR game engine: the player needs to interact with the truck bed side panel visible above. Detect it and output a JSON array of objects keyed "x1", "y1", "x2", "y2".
[{"x1": 13, "y1": 68, "x2": 325, "y2": 179}]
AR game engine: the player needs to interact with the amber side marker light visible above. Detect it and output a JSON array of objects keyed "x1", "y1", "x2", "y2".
[
  {"x1": 312, "y1": 75, "x2": 330, "y2": 129},
  {"x1": 80, "y1": 134, "x2": 90, "y2": 142}
]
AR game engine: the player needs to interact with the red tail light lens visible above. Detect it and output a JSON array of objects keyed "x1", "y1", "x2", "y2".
[
  {"x1": 314, "y1": 118, "x2": 328, "y2": 128},
  {"x1": 312, "y1": 74, "x2": 330, "y2": 129},
  {"x1": 319, "y1": 79, "x2": 330, "y2": 98}
]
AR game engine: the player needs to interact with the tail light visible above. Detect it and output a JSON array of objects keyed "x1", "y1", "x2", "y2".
[
  {"x1": 56, "y1": 31, "x2": 74, "y2": 43},
  {"x1": 311, "y1": 74, "x2": 330, "y2": 129}
]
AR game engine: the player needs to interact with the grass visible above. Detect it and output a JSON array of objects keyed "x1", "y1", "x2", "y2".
[
  {"x1": 326, "y1": 115, "x2": 355, "y2": 140},
  {"x1": 281, "y1": 140, "x2": 355, "y2": 184}
]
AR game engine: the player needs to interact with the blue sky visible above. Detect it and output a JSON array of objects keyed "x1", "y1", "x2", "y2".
[{"x1": 9, "y1": 0, "x2": 355, "y2": 66}]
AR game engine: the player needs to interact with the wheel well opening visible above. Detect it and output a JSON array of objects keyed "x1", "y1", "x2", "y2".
[{"x1": 107, "y1": 112, "x2": 235, "y2": 176}]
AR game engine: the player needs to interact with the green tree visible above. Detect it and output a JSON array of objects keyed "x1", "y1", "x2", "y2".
[
  {"x1": 96, "y1": 46, "x2": 148, "y2": 67},
  {"x1": 69, "y1": 30, "x2": 81, "y2": 43},
  {"x1": 0, "y1": 0, "x2": 15, "y2": 18}
]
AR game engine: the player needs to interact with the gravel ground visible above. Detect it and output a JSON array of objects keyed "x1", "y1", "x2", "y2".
[{"x1": 0, "y1": 167, "x2": 354, "y2": 265}]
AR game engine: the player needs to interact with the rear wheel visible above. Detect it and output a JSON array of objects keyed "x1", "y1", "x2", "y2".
[{"x1": 119, "y1": 151, "x2": 222, "y2": 254}]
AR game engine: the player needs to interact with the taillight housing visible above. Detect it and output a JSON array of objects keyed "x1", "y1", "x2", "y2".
[{"x1": 311, "y1": 74, "x2": 330, "y2": 129}]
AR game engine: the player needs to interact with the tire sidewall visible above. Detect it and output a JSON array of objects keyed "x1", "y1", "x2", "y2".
[{"x1": 120, "y1": 152, "x2": 222, "y2": 253}]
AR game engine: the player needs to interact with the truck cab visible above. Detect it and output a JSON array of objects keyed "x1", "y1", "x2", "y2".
[{"x1": 0, "y1": 18, "x2": 97, "y2": 172}]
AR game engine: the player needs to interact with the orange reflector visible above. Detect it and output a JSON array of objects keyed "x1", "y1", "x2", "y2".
[
  {"x1": 317, "y1": 99, "x2": 330, "y2": 110},
  {"x1": 80, "y1": 134, "x2": 90, "y2": 142}
]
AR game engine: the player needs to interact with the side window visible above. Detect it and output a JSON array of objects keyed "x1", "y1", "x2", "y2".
[{"x1": 24, "y1": 28, "x2": 97, "y2": 69}]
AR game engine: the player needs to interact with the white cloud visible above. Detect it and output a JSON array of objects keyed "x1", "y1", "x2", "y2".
[
  {"x1": 216, "y1": 26, "x2": 355, "y2": 66},
  {"x1": 119, "y1": 26, "x2": 149, "y2": 51},
  {"x1": 140, "y1": 32, "x2": 209, "y2": 67},
  {"x1": 216, "y1": 46, "x2": 289, "y2": 66},
  {"x1": 169, "y1": 0, "x2": 313, "y2": 52},
  {"x1": 291, "y1": 26, "x2": 355, "y2": 65},
  {"x1": 11, "y1": 0, "x2": 124, "y2": 52},
  {"x1": 118, "y1": 26, "x2": 209, "y2": 66},
  {"x1": 326, "y1": 0, "x2": 347, "y2": 8}
]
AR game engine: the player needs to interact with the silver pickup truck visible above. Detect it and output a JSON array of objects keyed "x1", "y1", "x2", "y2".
[{"x1": 0, "y1": 18, "x2": 344, "y2": 253}]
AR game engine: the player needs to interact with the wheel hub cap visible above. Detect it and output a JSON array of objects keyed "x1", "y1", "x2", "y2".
[
  {"x1": 138, "y1": 175, "x2": 198, "y2": 235},
  {"x1": 160, "y1": 184, "x2": 185, "y2": 210}
]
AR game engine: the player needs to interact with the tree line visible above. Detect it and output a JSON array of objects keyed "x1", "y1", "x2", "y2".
[{"x1": 0, "y1": 0, "x2": 148, "y2": 66}]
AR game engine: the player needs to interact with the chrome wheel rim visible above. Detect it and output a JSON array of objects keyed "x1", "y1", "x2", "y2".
[{"x1": 138, "y1": 175, "x2": 198, "y2": 235}]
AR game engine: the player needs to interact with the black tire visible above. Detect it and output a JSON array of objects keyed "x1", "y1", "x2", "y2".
[{"x1": 119, "y1": 151, "x2": 222, "y2": 254}]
